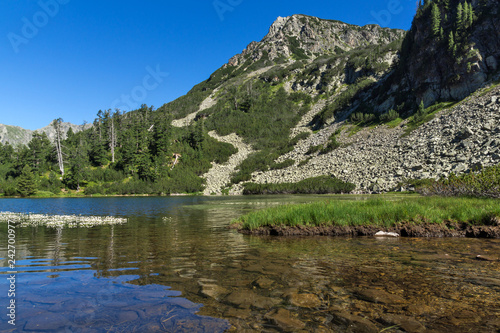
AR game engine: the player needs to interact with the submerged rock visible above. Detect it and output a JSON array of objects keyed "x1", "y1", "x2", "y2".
[
  {"x1": 356, "y1": 289, "x2": 405, "y2": 305},
  {"x1": 225, "y1": 290, "x2": 281, "y2": 309},
  {"x1": 378, "y1": 314, "x2": 426, "y2": 333},
  {"x1": 199, "y1": 284, "x2": 229, "y2": 300},
  {"x1": 252, "y1": 276, "x2": 274, "y2": 289},
  {"x1": 330, "y1": 309, "x2": 378, "y2": 333},
  {"x1": 288, "y1": 293, "x2": 322, "y2": 308},
  {"x1": 265, "y1": 308, "x2": 306, "y2": 332}
]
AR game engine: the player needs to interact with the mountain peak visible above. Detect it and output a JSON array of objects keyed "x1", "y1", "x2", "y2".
[
  {"x1": 227, "y1": 15, "x2": 405, "y2": 67},
  {"x1": 266, "y1": 15, "x2": 290, "y2": 37}
]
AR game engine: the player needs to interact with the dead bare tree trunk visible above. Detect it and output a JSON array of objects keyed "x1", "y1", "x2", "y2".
[
  {"x1": 52, "y1": 118, "x2": 64, "y2": 176},
  {"x1": 171, "y1": 153, "x2": 181, "y2": 170}
]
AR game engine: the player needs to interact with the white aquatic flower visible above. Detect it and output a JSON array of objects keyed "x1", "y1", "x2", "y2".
[{"x1": 0, "y1": 212, "x2": 127, "y2": 228}]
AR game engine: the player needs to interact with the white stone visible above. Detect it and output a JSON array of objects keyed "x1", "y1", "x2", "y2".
[{"x1": 375, "y1": 231, "x2": 399, "y2": 237}]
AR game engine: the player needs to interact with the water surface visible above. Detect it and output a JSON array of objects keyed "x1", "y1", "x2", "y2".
[{"x1": 0, "y1": 196, "x2": 499, "y2": 332}]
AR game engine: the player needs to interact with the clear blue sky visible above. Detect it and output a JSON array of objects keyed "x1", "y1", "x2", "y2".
[{"x1": 1, "y1": 0, "x2": 416, "y2": 130}]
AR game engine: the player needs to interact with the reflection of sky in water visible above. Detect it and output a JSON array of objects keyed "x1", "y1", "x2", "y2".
[{"x1": 0, "y1": 268, "x2": 229, "y2": 332}]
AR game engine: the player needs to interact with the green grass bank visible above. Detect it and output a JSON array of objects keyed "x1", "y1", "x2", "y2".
[{"x1": 232, "y1": 196, "x2": 500, "y2": 237}]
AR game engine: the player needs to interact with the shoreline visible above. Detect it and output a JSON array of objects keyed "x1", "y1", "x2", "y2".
[
  {"x1": 231, "y1": 196, "x2": 500, "y2": 239},
  {"x1": 232, "y1": 222, "x2": 500, "y2": 238}
]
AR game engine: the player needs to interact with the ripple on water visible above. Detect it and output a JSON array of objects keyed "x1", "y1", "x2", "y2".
[{"x1": 0, "y1": 270, "x2": 230, "y2": 333}]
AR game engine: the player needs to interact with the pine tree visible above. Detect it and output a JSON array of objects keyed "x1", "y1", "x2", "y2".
[
  {"x1": 448, "y1": 31, "x2": 455, "y2": 53},
  {"x1": 431, "y1": 3, "x2": 441, "y2": 37},
  {"x1": 456, "y1": 3, "x2": 463, "y2": 31},
  {"x1": 414, "y1": 100, "x2": 427, "y2": 123},
  {"x1": 64, "y1": 150, "x2": 86, "y2": 191},
  {"x1": 468, "y1": 2, "x2": 474, "y2": 27},
  {"x1": 462, "y1": 2, "x2": 469, "y2": 28},
  {"x1": 190, "y1": 118, "x2": 205, "y2": 151},
  {"x1": 27, "y1": 132, "x2": 53, "y2": 173},
  {"x1": 17, "y1": 165, "x2": 36, "y2": 197}
]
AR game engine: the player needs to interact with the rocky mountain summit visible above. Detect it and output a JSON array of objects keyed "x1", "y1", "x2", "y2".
[{"x1": 227, "y1": 14, "x2": 404, "y2": 66}]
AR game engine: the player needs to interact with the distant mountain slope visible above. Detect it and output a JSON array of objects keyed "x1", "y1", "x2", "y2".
[{"x1": 0, "y1": 122, "x2": 91, "y2": 146}]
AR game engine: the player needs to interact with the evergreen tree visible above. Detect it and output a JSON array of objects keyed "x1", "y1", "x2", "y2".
[
  {"x1": 414, "y1": 100, "x2": 427, "y2": 123},
  {"x1": 443, "y1": 0, "x2": 450, "y2": 11},
  {"x1": 64, "y1": 149, "x2": 87, "y2": 191},
  {"x1": 448, "y1": 31, "x2": 455, "y2": 53},
  {"x1": 152, "y1": 111, "x2": 172, "y2": 157},
  {"x1": 462, "y1": 2, "x2": 469, "y2": 28},
  {"x1": 135, "y1": 152, "x2": 154, "y2": 181},
  {"x1": 47, "y1": 171, "x2": 63, "y2": 194},
  {"x1": 431, "y1": 3, "x2": 441, "y2": 37},
  {"x1": 456, "y1": 2, "x2": 463, "y2": 30},
  {"x1": 190, "y1": 118, "x2": 205, "y2": 151},
  {"x1": 27, "y1": 132, "x2": 53, "y2": 173},
  {"x1": 0, "y1": 142, "x2": 15, "y2": 166},
  {"x1": 89, "y1": 129, "x2": 108, "y2": 167},
  {"x1": 468, "y1": 2, "x2": 474, "y2": 27},
  {"x1": 17, "y1": 165, "x2": 36, "y2": 197}
]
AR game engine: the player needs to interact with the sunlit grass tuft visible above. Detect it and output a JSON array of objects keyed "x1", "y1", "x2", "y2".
[{"x1": 233, "y1": 196, "x2": 500, "y2": 230}]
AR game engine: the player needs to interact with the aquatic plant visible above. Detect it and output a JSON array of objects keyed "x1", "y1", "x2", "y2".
[{"x1": 0, "y1": 212, "x2": 128, "y2": 228}]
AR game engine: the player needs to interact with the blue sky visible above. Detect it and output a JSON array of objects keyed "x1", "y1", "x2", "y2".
[{"x1": 1, "y1": 0, "x2": 416, "y2": 130}]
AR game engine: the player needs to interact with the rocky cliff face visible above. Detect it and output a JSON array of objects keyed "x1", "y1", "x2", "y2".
[
  {"x1": 227, "y1": 14, "x2": 405, "y2": 66},
  {"x1": 0, "y1": 122, "x2": 91, "y2": 146},
  {"x1": 397, "y1": 0, "x2": 500, "y2": 106}
]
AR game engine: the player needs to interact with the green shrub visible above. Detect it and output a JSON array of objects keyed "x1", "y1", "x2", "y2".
[
  {"x1": 242, "y1": 175, "x2": 355, "y2": 195},
  {"x1": 380, "y1": 109, "x2": 399, "y2": 122},
  {"x1": 306, "y1": 144, "x2": 323, "y2": 155},
  {"x1": 312, "y1": 78, "x2": 375, "y2": 129},
  {"x1": 270, "y1": 159, "x2": 295, "y2": 170},
  {"x1": 417, "y1": 164, "x2": 500, "y2": 198}
]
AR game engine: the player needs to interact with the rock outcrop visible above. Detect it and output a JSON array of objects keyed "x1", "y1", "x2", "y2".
[
  {"x1": 0, "y1": 122, "x2": 91, "y2": 146},
  {"x1": 227, "y1": 14, "x2": 405, "y2": 66}
]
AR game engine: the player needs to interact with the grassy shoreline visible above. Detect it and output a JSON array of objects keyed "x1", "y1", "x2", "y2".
[{"x1": 232, "y1": 196, "x2": 500, "y2": 231}]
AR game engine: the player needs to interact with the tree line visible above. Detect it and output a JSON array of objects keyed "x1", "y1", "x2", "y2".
[{"x1": 0, "y1": 105, "x2": 236, "y2": 197}]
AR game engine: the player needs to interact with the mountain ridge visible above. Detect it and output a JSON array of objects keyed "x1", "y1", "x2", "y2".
[{"x1": 0, "y1": 122, "x2": 91, "y2": 146}]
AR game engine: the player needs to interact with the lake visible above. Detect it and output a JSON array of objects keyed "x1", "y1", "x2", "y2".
[{"x1": 1, "y1": 196, "x2": 499, "y2": 332}]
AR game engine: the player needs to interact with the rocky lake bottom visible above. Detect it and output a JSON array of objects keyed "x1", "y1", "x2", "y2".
[{"x1": 0, "y1": 196, "x2": 499, "y2": 332}]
